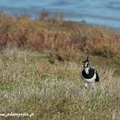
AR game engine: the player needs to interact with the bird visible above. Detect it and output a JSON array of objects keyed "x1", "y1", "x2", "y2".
[{"x1": 81, "y1": 56, "x2": 99, "y2": 88}]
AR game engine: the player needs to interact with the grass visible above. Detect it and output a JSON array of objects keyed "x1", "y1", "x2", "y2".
[
  {"x1": 1, "y1": 11, "x2": 120, "y2": 63},
  {"x1": 0, "y1": 11, "x2": 120, "y2": 119},
  {"x1": 0, "y1": 48, "x2": 120, "y2": 120}
]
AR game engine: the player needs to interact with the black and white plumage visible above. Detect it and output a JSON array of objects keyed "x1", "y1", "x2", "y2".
[{"x1": 81, "y1": 57, "x2": 99, "y2": 88}]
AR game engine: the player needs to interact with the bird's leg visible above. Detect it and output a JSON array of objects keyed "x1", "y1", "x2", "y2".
[
  {"x1": 90, "y1": 83, "x2": 95, "y2": 90},
  {"x1": 83, "y1": 82, "x2": 88, "y2": 89},
  {"x1": 91, "y1": 82, "x2": 95, "y2": 87}
]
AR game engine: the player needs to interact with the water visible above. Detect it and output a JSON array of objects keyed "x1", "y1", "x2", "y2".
[{"x1": 0, "y1": 0, "x2": 120, "y2": 30}]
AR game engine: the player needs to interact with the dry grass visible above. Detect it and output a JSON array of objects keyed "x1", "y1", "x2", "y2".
[
  {"x1": 0, "y1": 11, "x2": 120, "y2": 120},
  {"x1": 0, "y1": 48, "x2": 120, "y2": 120},
  {"x1": 1, "y1": 12, "x2": 120, "y2": 63}
]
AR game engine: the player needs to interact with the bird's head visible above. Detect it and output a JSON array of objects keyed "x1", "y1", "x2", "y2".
[{"x1": 83, "y1": 56, "x2": 90, "y2": 68}]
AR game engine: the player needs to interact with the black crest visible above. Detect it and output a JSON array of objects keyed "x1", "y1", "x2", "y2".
[{"x1": 83, "y1": 52, "x2": 90, "y2": 64}]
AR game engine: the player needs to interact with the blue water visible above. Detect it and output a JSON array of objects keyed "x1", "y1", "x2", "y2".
[{"x1": 0, "y1": 0, "x2": 120, "y2": 30}]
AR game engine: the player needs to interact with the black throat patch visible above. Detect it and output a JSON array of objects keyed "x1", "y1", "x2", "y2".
[{"x1": 82, "y1": 68, "x2": 95, "y2": 79}]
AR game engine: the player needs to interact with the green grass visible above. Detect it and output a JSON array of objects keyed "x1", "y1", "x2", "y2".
[
  {"x1": 0, "y1": 48, "x2": 120, "y2": 120},
  {"x1": 107, "y1": 60, "x2": 120, "y2": 66}
]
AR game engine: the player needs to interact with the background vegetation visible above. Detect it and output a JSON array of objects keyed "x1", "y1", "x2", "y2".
[
  {"x1": 0, "y1": 11, "x2": 120, "y2": 119},
  {"x1": 0, "y1": 11, "x2": 120, "y2": 62}
]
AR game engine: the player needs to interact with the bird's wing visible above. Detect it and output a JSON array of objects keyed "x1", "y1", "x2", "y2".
[{"x1": 95, "y1": 70, "x2": 99, "y2": 82}]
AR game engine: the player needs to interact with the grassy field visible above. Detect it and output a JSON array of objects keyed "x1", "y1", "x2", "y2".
[
  {"x1": 0, "y1": 48, "x2": 120, "y2": 120},
  {"x1": 0, "y1": 11, "x2": 120, "y2": 120}
]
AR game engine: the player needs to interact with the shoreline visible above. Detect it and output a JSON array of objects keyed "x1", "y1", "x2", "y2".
[{"x1": 0, "y1": 9, "x2": 120, "y2": 33}]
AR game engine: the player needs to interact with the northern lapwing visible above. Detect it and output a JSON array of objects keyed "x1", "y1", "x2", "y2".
[{"x1": 81, "y1": 56, "x2": 99, "y2": 88}]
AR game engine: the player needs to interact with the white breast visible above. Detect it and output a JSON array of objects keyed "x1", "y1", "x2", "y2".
[{"x1": 81, "y1": 73, "x2": 96, "y2": 83}]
